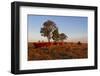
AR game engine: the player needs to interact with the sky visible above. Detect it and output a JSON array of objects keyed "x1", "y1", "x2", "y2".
[{"x1": 28, "y1": 15, "x2": 88, "y2": 43}]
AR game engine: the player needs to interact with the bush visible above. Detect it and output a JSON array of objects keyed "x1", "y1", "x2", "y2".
[{"x1": 77, "y1": 41, "x2": 81, "y2": 45}]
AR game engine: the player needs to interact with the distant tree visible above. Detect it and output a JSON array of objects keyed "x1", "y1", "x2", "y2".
[
  {"x1": 38, "y1": 40, "x2": 40, "y2": 42},
  {"x1": 77, "y1": 41, "x2": 81, "y2": 45},
  {"x1": 52, "y1": 28, "x2": 59, "y2": 42},
  {"x1": 59, "y1": 33, "x2": 68, "y2": 42},
  {"x1": 40, "y1": 20, "x2": 57, "y2": 42}
]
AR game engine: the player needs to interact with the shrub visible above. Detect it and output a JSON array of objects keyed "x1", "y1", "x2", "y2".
[{"x1": 77, "y1": 41, "x2": 81, "y2": 45}]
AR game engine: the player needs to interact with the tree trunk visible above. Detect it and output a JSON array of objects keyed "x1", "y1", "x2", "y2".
[{"x1": 47, "y1": 37, "x2": 50, "y2": 42}]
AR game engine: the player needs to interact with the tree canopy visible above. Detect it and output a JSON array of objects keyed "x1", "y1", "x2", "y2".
[
  {"x1": 40, "y1": 20, "x2": 68, "y2": 42},
  {"x1": 59, "y1": 33, "x2": 68, "y2": 41},
  {"x1": 52, "y1": 28, "x2": 59, "y2": 42},
  {"x1": 40, "y1": 20, "x2": 57, "y2": 42}
]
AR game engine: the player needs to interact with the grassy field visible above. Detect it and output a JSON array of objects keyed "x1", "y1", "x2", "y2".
[{"x1": 28, "y1": 42, "x2": 88, "y2": 61}]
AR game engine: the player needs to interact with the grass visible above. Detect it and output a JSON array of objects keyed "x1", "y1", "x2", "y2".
[{"x1": 28, "y1": 42, "x2": 88, "y2": 61}]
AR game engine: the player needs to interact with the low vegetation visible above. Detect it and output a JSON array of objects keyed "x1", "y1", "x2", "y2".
[{"x1": 28, "y1": 42, "x2": 88, "y2": 61}]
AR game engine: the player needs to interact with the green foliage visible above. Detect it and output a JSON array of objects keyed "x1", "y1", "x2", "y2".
[
  {"x1": 40, "y1": 28, "x2": 49, "y2": 37},
  {"x1": 52, "y1": 29, "x2": 60, "y2": 42},
  {"x1": 59, "y1": 33, "x2": 68, "y2": 41},
  {"x1": 40, "y1": 20, "x2": 57, "y2": 42},
  {"x1": 40, "y1": 20, "x2": 68, "y2": 42}
]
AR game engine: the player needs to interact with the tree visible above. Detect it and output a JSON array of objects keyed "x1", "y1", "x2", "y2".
[
  {"x1": 59, "y1": 33, "x2": 68, "y2": 42},
  {"x1": 77, "y1": 41, "x2": 81, "y2": 45},
  {"x1": 40, "y1": 20, "x2": 57, "y2": 42},
  {"x1": 52, "y1": 28, "x2": 59, "y2": 42}
]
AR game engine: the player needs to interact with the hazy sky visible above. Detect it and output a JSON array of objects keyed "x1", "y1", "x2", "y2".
[{"x1": 28, "y1": 15, "x2": 88, "y2": 43}]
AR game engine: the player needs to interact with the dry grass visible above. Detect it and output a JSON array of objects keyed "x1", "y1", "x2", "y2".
[{"x1": 28, "y1": 42, "x2": 88, "y2": 61}]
